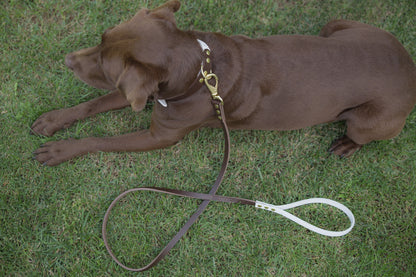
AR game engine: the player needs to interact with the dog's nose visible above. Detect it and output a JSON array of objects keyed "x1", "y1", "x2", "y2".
[{"x1": 65, "y1": 54, "x2": 75, "y2": 70}]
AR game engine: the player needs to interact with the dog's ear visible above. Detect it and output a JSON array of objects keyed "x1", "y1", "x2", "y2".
[
  {"x1": 116, "y1": 63, "x2": 158, "y2": 112},
  {"x1": 149, "y1": 0, "x2": 181, "y2": 24}
]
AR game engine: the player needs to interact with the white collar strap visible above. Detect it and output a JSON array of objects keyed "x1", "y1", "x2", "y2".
[
  {"x1": 157, "y1": 99, "x2": 168, "y2": 107},
  {"x1": 197, "y1": 39, "x2": 211, "y2": 52},
  {"x1": 157, "y1": 39, "x2": 211, "y2": 108}
]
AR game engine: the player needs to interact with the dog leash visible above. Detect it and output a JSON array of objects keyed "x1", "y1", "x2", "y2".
[{"x1": 102, "y1": 40, "x2": 355, "y2": 272}]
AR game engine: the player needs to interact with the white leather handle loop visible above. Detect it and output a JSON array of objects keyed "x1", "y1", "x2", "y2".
[{"x1": 255, "y1": 198, "x2": 355, "y2": 237}]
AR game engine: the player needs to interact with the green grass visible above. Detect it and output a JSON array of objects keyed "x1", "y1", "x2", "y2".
[{"x1": 1, "y1": 0, "x2": 416, "y2": 275}]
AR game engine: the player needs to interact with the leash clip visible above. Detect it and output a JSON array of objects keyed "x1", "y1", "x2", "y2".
[{"x1": 201, "y1": 66, "x2": 223, "y2": 103}]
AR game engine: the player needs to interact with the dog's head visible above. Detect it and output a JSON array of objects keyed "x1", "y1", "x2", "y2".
[{"x1": 65, "y1": 0, "x2": 181, "y2": 111}]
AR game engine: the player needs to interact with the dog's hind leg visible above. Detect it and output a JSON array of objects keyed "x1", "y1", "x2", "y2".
[{"x1": 330, "y1": 100, "x2": 408, "y2": 157}]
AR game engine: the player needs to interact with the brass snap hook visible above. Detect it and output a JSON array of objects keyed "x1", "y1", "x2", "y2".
[{"x1": 201, "y1": 66, "x2": 223, "y2": 103}]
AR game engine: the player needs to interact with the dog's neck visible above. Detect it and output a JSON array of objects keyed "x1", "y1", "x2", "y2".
[{"x1": 156, "y1": 39, "x2": 211, "y2": 107}]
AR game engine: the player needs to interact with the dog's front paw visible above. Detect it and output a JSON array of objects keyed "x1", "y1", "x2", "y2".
[
  {"x1": 31, "y1": 109, "x2": 76, "y2": 137},
  {"x1": 329, "y1": 135, "x2": 362, "y2": 158},
  {"x1": 33, "y1": 139, "x2": 80, "y2": 166}
]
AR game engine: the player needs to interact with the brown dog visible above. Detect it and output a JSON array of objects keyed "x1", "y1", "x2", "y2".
[{"x1": 32, "y1": 0, "x2": 416, "y2": 166}]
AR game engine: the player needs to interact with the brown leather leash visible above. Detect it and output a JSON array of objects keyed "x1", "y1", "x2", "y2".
[
  {"x1": 102, "y1": 99, "x2": 236, "y2": 272},
  {"x1": 102, "y1": 40, "x2": 355, "y2": 272}
]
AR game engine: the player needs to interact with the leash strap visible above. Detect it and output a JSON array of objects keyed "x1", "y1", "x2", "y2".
[{"x1": 102, "y1": 41, "x2": 355, "y2": 272}]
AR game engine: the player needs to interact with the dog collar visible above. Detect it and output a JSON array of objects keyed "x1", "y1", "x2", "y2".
[
  {"x1": 157, "y1": 99, "x2": 168, "y2": 107},
  {"x1": 197, "y1": 39, "x2": 210, "y2": 52},
  {"x1": 157, "y1": 39, "x2": 212, "y2": 107}
]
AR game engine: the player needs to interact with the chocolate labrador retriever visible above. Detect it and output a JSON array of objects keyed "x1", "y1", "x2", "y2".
[{"x1": 32, "y1": 0, "x2": 416, "y2": 166}]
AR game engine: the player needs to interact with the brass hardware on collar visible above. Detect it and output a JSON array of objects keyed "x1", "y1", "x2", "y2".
[
  {"x1": 198, "y1": 42, "x2": 224, "y2": 114},
  {"x1": 200, "y1": 66, "x2": 223, "y2": 104}
]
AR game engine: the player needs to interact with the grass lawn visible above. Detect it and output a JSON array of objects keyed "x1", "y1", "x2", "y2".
[{"x1": 1, "y1": 0, "x2": 415, "y2": 275}]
